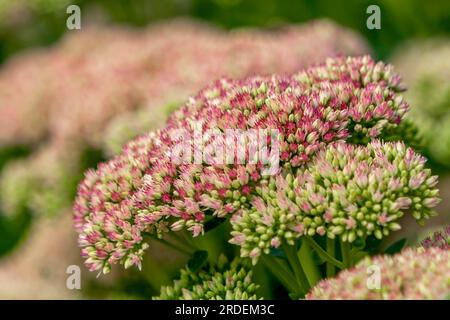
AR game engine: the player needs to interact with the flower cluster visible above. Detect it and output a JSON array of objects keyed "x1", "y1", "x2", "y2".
[
  {"x1": 420, "y1": 225, "x2": 450, "y2": 250},
  {"x1": 74, "y1": 56, "x2": 415, "y2": 273},
  {"x1": 391, "y1": 39, "x2": 450, "y2": 166},
  {"x1": 307, "y1": 247, "x2": 450, "y2": 299},
  {"x1": 154, "y1": 255, "x2": 259, "y2": 300},
  {"x1": 230, "y1": 141, "x2": 439, "y2": 263},
  {"x1": 0, "y1": 19, "x2": 369, "y2": 219}
]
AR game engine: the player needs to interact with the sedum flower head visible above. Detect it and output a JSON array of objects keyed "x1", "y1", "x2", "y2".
[
  {"x1": 230, "y1": 141, "x2": 439, "y2": 263},
  {"x1": 391, "y1": 39, "x2": 450, "y2": 166},
  {"x1": 154, "y1": 256, "x2": 259, "y2": 300},
  {"x1": 307, "y1": 247, "x2": 450, "y2": 299},
  {"x1": 74, "y1": 56, "x2": 413, "y2": 273},
  {"x1": 420, "y1": 225, "x2": 450, "y2": 250}
]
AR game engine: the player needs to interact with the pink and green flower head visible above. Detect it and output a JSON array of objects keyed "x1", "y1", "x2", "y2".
[
  {"x1": 307, "y1": 247, "x2": 450, "y2": 299},
  {"x1": 74, "y1": 56, "x2": 423, "y2": 274}
]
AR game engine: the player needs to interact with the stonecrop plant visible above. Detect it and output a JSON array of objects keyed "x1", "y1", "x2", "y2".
[
  {"x1": 73, "y1": 55, "x2": 443, "y2": 299},
  {"x1": 0, "y1": 19, "x2": 369, "y2": 222}
]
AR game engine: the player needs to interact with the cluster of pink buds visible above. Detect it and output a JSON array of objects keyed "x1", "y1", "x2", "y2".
[
  {"x1": 74, "y1": 56, "x2": 416, "y2": 273},
  {"x1": 307, "y1": 247, "x2": 450, "y2": 299}
]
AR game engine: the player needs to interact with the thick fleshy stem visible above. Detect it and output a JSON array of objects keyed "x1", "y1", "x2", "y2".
[
  {"x1": 261, "y1": 255, "x2": 300, "y2": 295},
  {"x1": 303, "y1": 236, "x2": 344, "y2": 270},
  {"x1": 283, "y1": 244, "x2": 311, "y2": 295},
  {"x1": 146, "y1": 233, "x2": 193, "y2": 256},
  {"x1": 340, "y1": 241, "x2": 351, "y2": 268},
  {"x1": 326, "y1": 238, "x2": 336, "y2": 277},
  {"x1": 297, "y1": 241, "x2": 321, "y2": 287}
]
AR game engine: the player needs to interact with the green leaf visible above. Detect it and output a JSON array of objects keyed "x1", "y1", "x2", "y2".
[
  {"x1": 187, "y1": 250, "x2": 209, "y2": 272},
  {"x1": 384, "y1": 238, "x2": 407, "y2": 255}
]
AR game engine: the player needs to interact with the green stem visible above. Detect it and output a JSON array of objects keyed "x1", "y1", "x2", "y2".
[
  {"x1": 169, "y1": 232, "x2": 196, "y2": 252},
  {"x1": 340, "y1": 240, "x2": 351, "y2": 268},
  {"x1": 283, "y1": 244, "x2": 310, "y2": 294},
  {"x1": 261, "y1": 255, "x2": 300, "y2": 295},
  {"x1": 303, "y1": 236, "x2": 345, "y2": 269},
  {"x1": 180, "y1": 230, "x2": 200, "y2": 250},
  {"x1": 326, "y1": 238, "x2": 335, "y2": 277},
  {"x1": 298, "y1": 240, "x2": 321, "y2": 286}
]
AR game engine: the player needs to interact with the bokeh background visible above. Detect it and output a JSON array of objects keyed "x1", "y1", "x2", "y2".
[{"x1": 0, "y1": 0, "x2": 448, "y2": 299}]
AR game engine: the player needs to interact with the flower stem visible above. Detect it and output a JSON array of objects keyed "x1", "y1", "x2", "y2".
[
  {"x1": 148, "y1": 234, "x2": 192, "y2": 256},
  {"x1": 283, "y1": 244, "x2": 310, "y2": 295},
  {"x1": 340, "y1": 240, "x2": 351, "y2": 268},
  {"x1": 261, "y1": 255, "x2": 300, "y2": 295},
  {"x1": 326, "y1": 238, "x2": 335, "y2": 277},
  {"x1": 170, "y1": 232, "x2": 197, "y2": 252},
  {"x1": 298, "y1": 240, "x2": 321, "y2": 286},
  {"x1": 303, "y1": 236, "x2": 345, "y2": 270}
]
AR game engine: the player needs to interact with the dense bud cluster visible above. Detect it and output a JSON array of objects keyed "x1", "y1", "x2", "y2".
[
  {"x1": 0, "y1": 19, "x2": 369, "y2": 149},
  {"x1": 307, "y1": 247, "x2": 450, "y2": 299},
  {"x1": 154, "y1": 256, "x2": 259, "y2": 300},
  {"x1": 230, "y1": 141, "x2": 439, "y2": 263},
  {"x1": 73, "y1": 56, "x2": 418, "y2": 273}
]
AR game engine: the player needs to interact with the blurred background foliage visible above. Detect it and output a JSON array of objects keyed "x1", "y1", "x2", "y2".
[{"x1": 0, "y1": 0, "x2": 449, "y2": 63}]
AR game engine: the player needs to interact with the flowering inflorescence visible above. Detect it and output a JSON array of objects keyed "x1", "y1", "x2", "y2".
[
  {"x1": 420, "y1": 225, "x2": 450, "y2": 250},
  {"x1": 1, "y1": 20, "x2": 369, "y2": 221},
  {"x1": 307, "y1": 247, "x2": 450, "y2": 299},
  {"x1": 74, "y1": 56, "x2": 417, "y2": 273},
  {"x1": 230, "y1": 141, "x2": 439, "y2": 263},
  {"x1": 154, "y1": 255, "x2": 259, "y2": 300}
]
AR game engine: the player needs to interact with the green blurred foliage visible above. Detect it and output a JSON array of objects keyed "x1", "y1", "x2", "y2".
[
  {"x1": 0, "y1": 145, "x2": 32, "y2": 256},
  {"x1": 0, "y1": 0, "x2": 449, "y2": 62}
]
